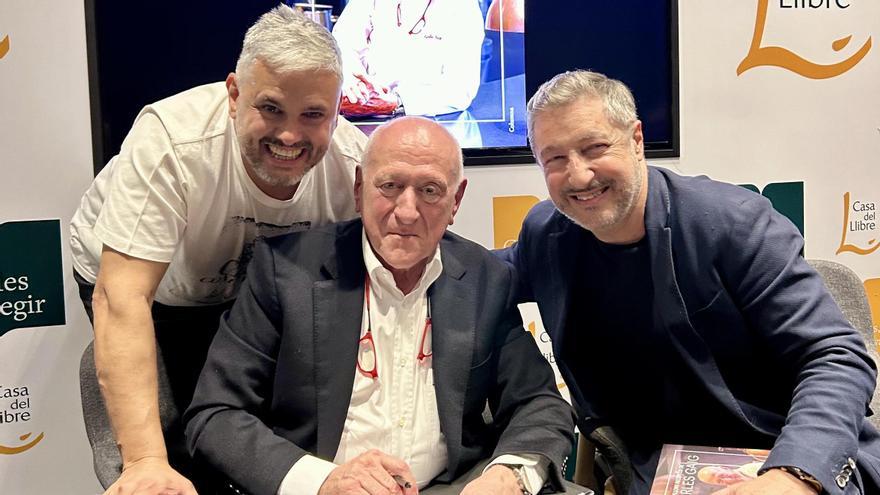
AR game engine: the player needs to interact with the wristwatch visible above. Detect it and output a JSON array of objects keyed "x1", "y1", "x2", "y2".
[
  {"x1": 498, "y1": 464, "x2": 532, "y2": 495},
  {"x1": 776, "y1": 466, "x2": 822, "y2": 493}
]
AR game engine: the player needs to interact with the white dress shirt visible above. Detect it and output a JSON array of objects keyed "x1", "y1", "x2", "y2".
[{"x1": 278, "y1": 233, "x2": 547, "y2": 494}]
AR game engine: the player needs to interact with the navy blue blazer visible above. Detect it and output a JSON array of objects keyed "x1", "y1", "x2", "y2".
[
  {"x1": 498, "y1": 166, "x2": 880, "y2": 494},
  {"x1": 185, "y1": 219, "x2": 575, "y2": 495}
]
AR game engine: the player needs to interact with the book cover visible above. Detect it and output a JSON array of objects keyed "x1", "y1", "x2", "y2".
[{"x1": 650, "y1": 444, "x2": 770, "y2": 494}]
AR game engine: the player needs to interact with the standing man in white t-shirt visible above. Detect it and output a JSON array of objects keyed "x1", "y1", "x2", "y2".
[{"x1": 69, "y1": 6, "x2": 367, "y2": 495}]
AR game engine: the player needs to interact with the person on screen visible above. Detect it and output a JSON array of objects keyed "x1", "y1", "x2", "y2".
[
  {"x1": 496, "y1": 70, "x2": 880, "y2": 494},
  {"x1": 69, "y1": 6, "x2": 367, "y2": 494},
  {"x1": 331, "y1": 0, "x2": 485, "y2": 117},
  {"x1": 184, "y1": 117, "x2": 576, "y2": 495}
]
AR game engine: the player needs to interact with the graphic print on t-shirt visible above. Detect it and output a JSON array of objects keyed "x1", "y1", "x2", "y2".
[{"x1": 189, "y1": 217, "x2": 312, "y2": 303}]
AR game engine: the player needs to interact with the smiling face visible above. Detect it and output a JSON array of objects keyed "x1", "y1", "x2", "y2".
[
  {"x1": 227, "y1": 60, "x2": 341, "y2": 199},
  {"x1": 532, "y1": 95, "x2": 648, "y2": 244},
  {"x1": 355, "y1": 118, "x2": 466, "y2": 284}
]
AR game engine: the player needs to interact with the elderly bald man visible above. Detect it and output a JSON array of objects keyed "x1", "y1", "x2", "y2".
[{"x1": 185, "y1": 117, "x2": 579, "y2": 495}]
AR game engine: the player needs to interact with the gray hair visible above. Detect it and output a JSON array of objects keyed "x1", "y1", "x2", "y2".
[
  {"x1": 363, "y1": 117, "x2": 465, "y2": 187},
  {"x1": 236, "y1": 4, "x2": 342, "y2": 82},
  {"x1": 527, "y1": 70, "x2": 638, "y2": 143}
]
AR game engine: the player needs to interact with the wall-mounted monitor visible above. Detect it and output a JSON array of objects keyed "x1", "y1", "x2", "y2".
[
  {"x1": 328, "y1": 0, "x2": 679, "y2": 164},
  {"x1": 525, "y1": 0, "x2": 680, "y2": 161},
  {"x1": 86, "y1": 0, "x2": 678, "y2": 172}
]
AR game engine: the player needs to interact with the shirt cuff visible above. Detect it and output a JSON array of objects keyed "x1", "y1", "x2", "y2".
[
  {"x1": 277, "y1": 455, "x2": 338, "y2": 495},
  {"x1": 485, "y1": 453, "x2": 550, "y2": 494}
]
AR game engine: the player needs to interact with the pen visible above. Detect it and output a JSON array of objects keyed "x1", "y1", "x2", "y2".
[{"x1": 392, "y1": 474, "x2": 412, "y2": 489}]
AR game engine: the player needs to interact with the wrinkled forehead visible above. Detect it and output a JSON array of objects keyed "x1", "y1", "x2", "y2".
[{"x1": 364, "y1": 123, "x2": 463, "y2": 181}]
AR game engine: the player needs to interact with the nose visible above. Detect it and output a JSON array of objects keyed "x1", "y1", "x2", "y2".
[
  {"x1": 566, "y1": 154, "x2": 594, "y2": 189},
  {"x1": 276, "y1": 119, "x2": 304, "y2": 145},
  {"x1": 394, "y1": 187, "x2": 420, "y2": 225}
]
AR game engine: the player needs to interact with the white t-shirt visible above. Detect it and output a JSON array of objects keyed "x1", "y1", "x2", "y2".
[{"x1": 70, "y1": 82, "x2": 367, "y2": 306}]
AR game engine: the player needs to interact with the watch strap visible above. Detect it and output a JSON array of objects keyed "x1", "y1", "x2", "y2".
[
  {"x1": 498, "y1": 464, "x2": 532, "y2": 495},
  {"x1": 776, "y1": 466, "x2": 822, "y2": 493}
]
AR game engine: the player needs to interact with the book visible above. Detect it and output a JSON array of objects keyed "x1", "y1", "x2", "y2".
[{"x1": 650, "y1": 444, "x2": 770, "y2": 494}]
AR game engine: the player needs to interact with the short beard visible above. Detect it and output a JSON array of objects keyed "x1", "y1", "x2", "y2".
[
  {"x1": 250, "y1": 161, "x2": 309, "y2": 187},
  {"x1": 240, "y1": 137, "x2": 315, "y2": 187},
  {"x1": 557, "y1": 160, "x2": 643, "y2": 235}
]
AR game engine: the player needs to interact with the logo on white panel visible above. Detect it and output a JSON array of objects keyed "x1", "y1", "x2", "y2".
[
  {"x1": 0, "y1": 384, "x2": 44, "y2": 455},
  {"x1": 0, "y1": 220, "x2": 66, "y2": 338},
  {"x1": 837, "y1": 192, "x2": 878, "y2": 256},
  {"x1": 738, "y1": 0, "x2": 872, "y2": 79}
]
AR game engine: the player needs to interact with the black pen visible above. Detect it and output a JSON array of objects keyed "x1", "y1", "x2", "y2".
[{"x1": 392, "y1": 474, "x2": 412, "y2": 489}]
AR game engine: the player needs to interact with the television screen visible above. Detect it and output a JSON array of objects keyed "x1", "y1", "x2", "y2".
[
  {"x1": 525, "y1": 0, "x2": 679, "y2": 159},
  {"x1": 86, "y1": 0, "x2": 677, "y2": 170},
  {"x1": 326, "y1": 0, "x2": 528, "y2": 156},
  {"x1": 320, "y1": 0, "x2": 679, "y2": 162}
]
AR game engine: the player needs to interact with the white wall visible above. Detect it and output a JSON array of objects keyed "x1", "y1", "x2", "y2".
[{"x1": 0, "y1": 1, "x2": 102, "y2": 493}]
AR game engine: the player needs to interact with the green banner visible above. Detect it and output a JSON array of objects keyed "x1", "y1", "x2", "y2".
[
  {"x1": 739, "y1": 181, "x2": 805, "y2": 238},
  {"x1": 0, "y1": 220, "x2": 65, "y2": 337}
]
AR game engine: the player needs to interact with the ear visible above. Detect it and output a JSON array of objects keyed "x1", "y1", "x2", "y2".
[
  {"x1": 631, "y1": 120, "x2": 645, "y2": 160},
  {"x1": 353, "y1": 166, "x2": 364, "y2": 214},
  {"x1": 448, "y1": 179, "x2": 468, "y2": 226},
  {"x1": 226, "y1": 72, "x2": 239, "y2": 119}
]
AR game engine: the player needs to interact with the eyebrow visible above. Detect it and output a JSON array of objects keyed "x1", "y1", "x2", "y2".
[
  {"x1": 254, "y1": 95, "x2": 330, "y2": 113},
  {"x1": 373, "y1": 171, "x2": 447, "y2": 184},
  {"x1": 302, "y1": 103, "x2": 330, "y2": 112},
  {"x1": 254, "y1": 95, "x2": 281, "y2": 106},
  {"x1": 541, "y1": 132, "x2": 608, "y2": 152}
]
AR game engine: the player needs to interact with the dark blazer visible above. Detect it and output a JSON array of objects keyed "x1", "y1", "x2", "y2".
[
  {"x1": 498, "y1": 166, "x2": 880, "y2": 494},
  {"x1": 184, "y1": 219, "x2": 575, "y2": 495}
]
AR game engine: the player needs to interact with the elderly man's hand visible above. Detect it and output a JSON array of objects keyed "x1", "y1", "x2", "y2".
[
  {"x1": 103, "y1": 457, "x2": 197, "y2": 495},
  {"x1": 714, "y1": 468, "x2": 819, "y2": 494},
  {"x1": 318, "y1": 449, "x2": 418, "y2": 495},
  {"x1": 342, "y1": 73, "x2": 390, "y2": 105},
  {"x1": 459, "y1": 464, "x2": 523, "y2": 495}
]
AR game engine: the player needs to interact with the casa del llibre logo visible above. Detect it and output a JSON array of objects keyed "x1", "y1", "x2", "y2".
[
  {"x1": 0, "y1": 34, "x2": 9, "y2": 59},
  {"x1": 738, "y1": 0, "x2": 872, "y2": 79}
]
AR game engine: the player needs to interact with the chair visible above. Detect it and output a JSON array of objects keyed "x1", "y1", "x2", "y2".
[
  {"x1": 808, "y1": 259, "x2": 880, "y2": 428},
  {"x1": 79, "y1": 340, "x2": 182, "y2": 489},
  {"x1": 572, "y1": 428, "x2": 630, "y2": 495}
]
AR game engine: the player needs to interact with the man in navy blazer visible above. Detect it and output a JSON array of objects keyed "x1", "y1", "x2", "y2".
[
  {"x1": 185, "y1": 117, "x2": 576, "y2": 495},
  {"x1": 497, "y1": 70, "x2": 880, "y2": 494}
]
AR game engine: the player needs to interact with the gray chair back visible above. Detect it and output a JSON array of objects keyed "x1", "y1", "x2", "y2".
[
  {"x1": 78, "y1": 340, "x2": 181, "y2": 488},
  {"x1": 808, "y1": 259, "x2": 880, "y2": 428}
]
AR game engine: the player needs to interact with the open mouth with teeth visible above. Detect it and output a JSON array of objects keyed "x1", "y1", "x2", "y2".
[
  {"x1": 570, "y1": 185, "x2": 610, "y2": 204},
  {"x1": 265, "y1": 142, "x2": 307, "y2": 161}
]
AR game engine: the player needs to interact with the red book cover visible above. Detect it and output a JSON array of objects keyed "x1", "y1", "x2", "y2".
[{"x1": 649, "y1": 444, "x2": 770, "y2": 494}]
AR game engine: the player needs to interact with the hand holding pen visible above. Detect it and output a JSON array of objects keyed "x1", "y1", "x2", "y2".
[{"x1": 318, "y1": 450, "x2": 418, "y2": 495}]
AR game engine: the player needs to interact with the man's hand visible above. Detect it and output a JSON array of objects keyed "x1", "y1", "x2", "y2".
[
  {"x1": 103, "y1": 457, "x2": 196, "y2": 495},
  {"x1": 714, "y1": 468, "x2": 820, "y2": 494},
  {"x1": 459, "y1": 465, "x2": 523, "y2": 495},
  {"x1": 318, "y1": 449, "x2": 418, "y2": 495}
]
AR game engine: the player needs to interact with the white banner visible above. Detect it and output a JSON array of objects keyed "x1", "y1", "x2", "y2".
[
  {"x1": 0, "y1": 1, "x2": 101, "y2": 493},
  {"x1": 453, "y1": 0, "x2": 879, "y2": 390},
  {"x1": 678, "y1": 0, "x2": 880, "y2": 337}
]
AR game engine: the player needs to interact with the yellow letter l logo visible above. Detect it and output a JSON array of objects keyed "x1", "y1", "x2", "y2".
[
  {"x1": 738, "y1": 0, "x2": 872, "y2": 79},
  {"x1": 0, "y1": 35, "x2": 9, "y2": 59}
]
